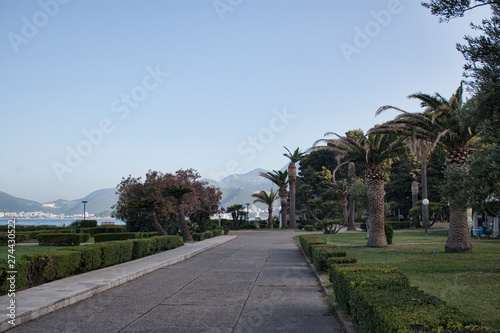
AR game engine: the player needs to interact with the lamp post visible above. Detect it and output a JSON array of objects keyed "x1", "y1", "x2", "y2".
[
  {"x1": 246, "y1": 203, "x2": 250, "y2": 228},
  {"x1": 422, "y1": 198, "x2": 429, "y2": 236},
  {"x1": 82, "y1": 201, "x2": 88, "y2": 221}
]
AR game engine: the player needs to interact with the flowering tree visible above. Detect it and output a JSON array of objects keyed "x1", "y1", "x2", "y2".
[{"x1": 113, "y1": 169, "x2": 222, "y2": 242}]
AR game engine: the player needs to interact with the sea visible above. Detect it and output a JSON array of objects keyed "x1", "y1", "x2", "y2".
[{"x1": 0, "y1": 218, "x2": 125, "y2": 227}]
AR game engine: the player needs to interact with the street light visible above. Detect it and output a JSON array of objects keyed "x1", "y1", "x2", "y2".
[
  {"x1": 82, "y1": 201, "x2": 88, "y2": 221},
  {"x1": 422, "y1": 198, "x2": 429, "y2": 236}
]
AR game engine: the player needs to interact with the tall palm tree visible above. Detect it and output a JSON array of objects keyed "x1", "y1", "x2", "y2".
[
  {"x1": 252, "y1": 188, "x2": 278, "y2": 229},
  {"x1": 283, "y1": 147, "x2": 306, "y2": 229},
  {"x1": 347, "y1": 162, "x2": 357, "y2": 231},
  {"x1": 372, "y1": 83, "x2": 477, "y2": 252},
  {"x1": 259, "y1": 170, "x2": 289, "y2": 228},
  {"x1": 315, "y1": 132, "x2": 403, "y2": 247}
]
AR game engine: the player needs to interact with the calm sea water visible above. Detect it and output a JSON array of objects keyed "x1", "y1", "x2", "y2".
[{"x1": 0, "y1": 218, "x2": 125, "y2": 226}]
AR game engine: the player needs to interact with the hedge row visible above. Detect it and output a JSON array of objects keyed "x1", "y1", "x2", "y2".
[
  {"x1": 191, "y1": 229, "x2": 223, "y2": 241},
  {"x1": 0, "y1": 225, "x2": 59, "y2": 232},
  {"x1": 312, "y1": 245, "x2": 347, "y2": 271},
  {"x1": 329, "y1": 262, "x2": 481, "y2": 332},
  {"x1": 38, "y1": 233, "x2": 91, "y2": 246},
  {"x1": 360, "y1": 221, "x2": 413, "y2": 231},
  {"x1": 77, "y1": 226, "x2": 126, "y2": 236},
  {"x1": 0, "y1": 235, "x2": 184, "y2": 295},
  {"x1": 298, "y1": 235, "x2": 327, "y2": 258},
  {"x1": 94, "y1": 232, "x2": 158, "y2": 243}
]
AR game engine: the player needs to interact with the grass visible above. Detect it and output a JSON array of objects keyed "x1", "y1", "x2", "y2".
[
  {"x1": 317, "y1": 230, "x2": 500, "y2": 330},
  {"x1": 0, "y1": 245, "x2": 66, "y2": 264}
]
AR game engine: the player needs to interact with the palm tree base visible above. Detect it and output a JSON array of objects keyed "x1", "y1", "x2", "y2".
[{"x1": 444, "y1": 202, "x2": 472, "y2": 253}]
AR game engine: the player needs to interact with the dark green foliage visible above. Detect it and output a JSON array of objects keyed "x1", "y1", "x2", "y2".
[
  {"x1": 202, "y1": 230, "x2": 213, "y2": 239},
  {"x1": 312, "y1": 245, "x2": 347, "y2": 271},
  {"x1": 131, "y1": 238, "x2": 152, "y2": 259},
  {"x1": 37, "y1": 233, "x2": 86, "y2": 246},
  {"x1": 386, "y1": 221, "x2": 413, "y2": 229},
  {"x1": 0, "y1": 232, "x2": 31, "y2": 245},
  {"x1": 385, "y1": 223, "x2": 394, "y2": 245},
  {"x1": 79, "y1": 226, "x2": 126, "y2": 236},
  {"x1": 350, "y1": 286, "x2": 476, "y2": 333},
  {"x1": 24, "y1": 251, "x2": 81, "y2": 285},
  {"x1": 329, "y1": 263, "x2": 409, "y2": 314},
  {"x1": 94, "y1": 232, "x2": 142, "y2": 243},
  {"x1": 327, "y1": 257, "x2": 357, "y2": 265},
  {"x1": 212, "y1": 228, "x2": 223, "y2": 237},
  {"x1": 0, "y1": 259, "x2": 30, "y2": 294},
  {"x1": 70, "y1": 220, "x2": 98, "y2": 228},
  {"x1": 299, "y1": 235, "x2": 327, "y2": 258},
  {"x1": 0, "y1": 225, "x2": 59, "y2": 232},
  {"x1": 66, "y1": 246, "x2": 103, "y2": 272},
  {"x1": 304, "y1": 225, "x2": 314, "y2": 231},
  {"x1": 191, "y1": 233, "x2": 202, "y2": 241}
]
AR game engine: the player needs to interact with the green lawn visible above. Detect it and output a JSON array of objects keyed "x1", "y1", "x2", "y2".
[
  {"x1": 0, "y1": 245, "x2": 66, "y2": 264},
  {"x1": 320, "y1": 230, "x2": 500, "y2": 330}
]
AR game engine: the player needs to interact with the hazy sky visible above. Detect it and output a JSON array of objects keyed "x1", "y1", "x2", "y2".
[{"x1": 0, "y1": 0, "x2": 491, "y2": 203}]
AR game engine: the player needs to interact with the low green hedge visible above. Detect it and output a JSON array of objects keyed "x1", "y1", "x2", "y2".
[
  {"x1": 94, "y1": 232, "x2": 142, "y2": 243},
  {"x1": 312, "y1": 245, "x2": 346, "y2": 271},
  {"x1": 0, "y1": 259, "x2": 30, "y2": 294},
  {"x1": 0, "y1": 225, "x2": 59, "y2": 232},
  {"x1": 78, "y1": 226, "x2": 126, "y2": 236},
  {"x1": 386, "y1": 221, "x2": 413, "y2": 230},
  {"x1": 0, "y1": 232, "x2": 32, "y2": 245},
  {"x1": 24, "y1": 250, "x2": 81, "y2": 285},
  {"x1": 37, "y1": 233, "x2": 90, "y2": 246},
  {"x1": 66, "y1": 246, "x2": 103, "y2": 273},
  {"x1": 304, "y1": 225, "x2": 314, "y2": 231},
  {"x1": 298, "y1": 235, "x2": 327, "y2": 258},
  {"x1": 212, "y1": 228, "x2": 223, "y2": 237},
  {"x1": 327, "y1": 257, "x2": 357, "y2": 265}
]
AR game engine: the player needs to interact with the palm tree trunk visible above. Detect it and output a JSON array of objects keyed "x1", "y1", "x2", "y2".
[
  {"x1": 421, "y1": 159, "x2": 429, "y2": 234},
  {"x1": 267, "y1": 206, "x2": 273, "y2": 229},
  {"x1": 148, "y1": 210, "x2": 168, "y2": 235},
  {"x1": 340, "y1": 198, "x2": 348, "y2": 226},
  {"x1": 280, "y1": 197, "x2": 288, "y2": 229},
  {"x1": 288, "y1": 163, "x2": 297, "y2": 229},
  {"x1": 445, "y1": 201, "x2": 472, "y2": 253},
  {"x1": 347, "y1": 162, "x2": 357, "y2": 231},
  {"x1": 366, "y1": 181, "x2": 388, "y2": 247}
]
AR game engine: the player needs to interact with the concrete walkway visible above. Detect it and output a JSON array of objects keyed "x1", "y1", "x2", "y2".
[{"x1": 2, "y1": 231, "x2": 343, "y2": 332}]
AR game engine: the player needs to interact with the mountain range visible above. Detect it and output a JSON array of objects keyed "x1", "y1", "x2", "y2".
[{"x1": 0, "y1": 168, "x2": 283, "y2": 216}]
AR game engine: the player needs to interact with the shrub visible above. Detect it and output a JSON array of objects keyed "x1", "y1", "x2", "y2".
[
  {"x1": 385, "y1": 223, "x2": 394, "y2": 245},
  {"x1": 24, "y1": 250, "x2": 81, "y2": 285},
  {"x1": 312, "y1": 245, "x2": 346, "y2": 271},
  {"x1": 93, "y1": 241, "x2": 134, "y2": 267},
  {"x1": 223, "y1": 227, "x2": 230, "y2": 235},
  {"x1": 37, "y1": 233, "x2": 87, "y2": 246},
  {"x1": 212, "y1": 228, "x2": 223, "y2": 237},
  {"x1": 202, "y1": 231, "x2": 213, "y2": 239},
  {"x1": 329, "y1": 263, "x2": 409, "y2": 314},
  {"x1": 298, "y1": 235, "x2": 327, "y2": 258},
  {"x1": 94, "y1": 232, "x2": 141, "y2": 243},
  {"x1": 350, "y1": 286, "x2": 477, "y2": 333},
  {"x1": 70, "y1": 220, "x2": 98, "y2": 228},
  {"x1": 0, "y1": 259, "x2": 30, "y2": 295},
  {"x1": 79, "y1": 226, "x2": 126, "y2": 236},
  {"x1": 304, "y1": 225, "x2": 314, "y2": 231},
  {"x1": 387, "y1": 221, "x2": 412, "y2": 230},
  {"x1": 0, "y1": 232, "x2": 32, "y2": 245},
  {"x1": 66, "y1": 246, "x2": 103, "y2": 272},
  {"x1": 327, "y1": 257, "x2": 357, "y2": 266},
  {"x1": 192, "y1": 233, "x2": 202, "y2": 241},
  {"x1": 131, "y1": 238, "x2": 153, "y2": 259}
]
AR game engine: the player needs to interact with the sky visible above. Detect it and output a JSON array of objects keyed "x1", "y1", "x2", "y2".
[{"x1": 0, "y1": 0, "x2": 492, "y2": 203}]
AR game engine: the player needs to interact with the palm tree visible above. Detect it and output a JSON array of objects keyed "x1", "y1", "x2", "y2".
[
  {"x1": 252, "y1": 188, "x2": 278, "y2": 229},
  {"x1": 226, "y1": 204, "x2": 245, "y2": 230},
  {"x1": 283, "y1": 147, "x2": 306, "y2": 229},
  {"x1": 347, "y1": 162, "x2": 357, "y2": 230},
  {"x1": 259, "y1": 170, "x2": 289, "y2": 228},
  {"x1": 372, "y1": 83, "x2": 476, "y2": 252},
  {"x1": 328, "y1": 179, "x2": 349, "y2": 228},
  {"x1": 315, "y1": 132, "x2": 403, "y2": 247}
]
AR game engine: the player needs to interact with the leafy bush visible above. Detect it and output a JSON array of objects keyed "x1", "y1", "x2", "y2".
[
  {"x1": 24, "y1": 251, "x2": 81, "y2": 285},
  {"x1": 329, "y1": 263, "x2": 409, "y2": 314},
  {"x1": 70, "y1": 220, "x2": 98, "y2": 228},
  {"x1": 350, "y1": 286, "x2": 477, "y2": 333},
  {"x1": 312, "y1": 245, "x2": 347, "y2": 271},
  {"x1": 94, "y1": 232, "x2": 142, "y2": 243},
  {"x1": 386, "y1": 221, "x2": 413, "y2": 230},
  {"x1": 385, "y1": 223, "x2": 394, "y2": 245},
  {"x1": 302, "y1": 237, "x2": 327, "y2": 258},
  {"x1": 212, "y1": 228, "x2": 223, "y2": 237},
  {"x1": 202, "y1": 231, "x2": 213, "y2": 239},
  {"x1": 327, "y1": 257, "x2": 357, "y2": 265},
  {"x1": 0, "y1": 259, "x2": 30, "y2": 294},
  {"x1": 131, "y1": 238, "x2": 153, "y2": 259},
  {"x1": 66, "y1": 246, "x2": 103, "y2": 272},
  {"x1": 304, "y1": 225, "x2": 314, "y2": 231},
  {"x1": 192, "y1": 233, "x2": 202, "y2": 241},
  {"x1": 0, "y1": 225, "x2": 59, "y2": 232},
  {"x1": 79, "y1": 226, "x2": 126, "y2": 236},
  {"x1": 0, "y1": 232, "x2": 32, "y2": 245},
  {"x1": 37, "y1": 233, "x2": 88, "y2": 246}
]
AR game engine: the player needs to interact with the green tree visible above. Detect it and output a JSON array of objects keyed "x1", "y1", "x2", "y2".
[
  {"x1": 251, "y1": 188, "x2": 278, "y2": 229},
  {"x1": 283, "y1": 147, "x2": 306, "y2": 229},
  {"x1": 226, "y1": 204, "x2": 245, "y2": 230},
  {"x1": 315, "y1": 132, "x2": 403, "y2": 247},
  {"x1": 259, "y1": 170, "x2": 289, "y2": 228},
  {"x1": 374, "y1": 83, "x2": 477, "y2": 252}
]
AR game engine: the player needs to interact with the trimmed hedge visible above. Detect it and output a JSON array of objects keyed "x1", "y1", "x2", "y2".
[
  {"x1": 0, "y1": 225, "x2": 59, "y2": 232},
  {"x1": 79, "y1": 226, "x2": 126, "y2": 236},
  {"x1": 0, "y1": 259, "x2": 30, "y2": 294},
  {"x1": 0, "y1": 232, "x2": 32, "y2": 245},
  {"x1": 24, "y1": 250, "x2": 81, "y2": 285},
  {"x1": 298, "y1": 235, "x2": 327, "y2": 258},
  {"x1": 94, "y1": 232, "x2": 142, "y2": 243},
  {"x1": 385, "y1": 223, "x2": 393, "y2": 245},
  {"x1": 66, "y1": 246, "x2": 103, "y2": 272},
  {"x1": 38, "y1": 233, "x2": 90, "y2": 246},
  {"x1": 312, "y1": 245, "x2": 346, "y2": 271},
  {"x1": 387, "y1": 221, "x2": 413, "y2": 230},
  {"x1": 327, "y1": 257, "x2": 357, "y2": 265}
]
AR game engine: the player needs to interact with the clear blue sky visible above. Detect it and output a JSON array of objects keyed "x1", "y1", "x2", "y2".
[{"x1": 0, "y1": 0, "x2": 491, "y2": 203}]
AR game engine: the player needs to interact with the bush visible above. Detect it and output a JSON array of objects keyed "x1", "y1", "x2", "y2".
[
  {"x1": 66, "y1": 246, "x2": 103, "y2": 272},
  {"x1": 327, "y1": 257, "x2": 357, "y2": 266},
  {"x1": 0, "y1": 259, "x2": 30, "y2": 295},
  {"x1": 79, "y1": 226, "x2": 126, "y2": 236},
  {"x1": 0, "y1": 225, "x2": 59, "y2": 232},
  {"x1": 212, "y1": 228, "x2": 223, "y2": 237},
  {"x1": 328, "y1": 263, "x2": 409, "y2": 314},
  {"x1": 350, "y1": 286, "x2": 477, "y2": 333},
  {"x1": 202, "y1": 231, "x2": 213, "y2": 239},
  {"x1": 304, "y1": 225, "x2": 314, "y2": 231},
  {"x1": 385, "y1": 223, "x2": 394, "y2": 245},
  {"x1": 387, "y1": 221, "x2": 413, "y2": 230},
  {"x1": 304, "y1": 238, "x2": 327, "y2": 258},
  {"x1": 37, "y1": 233, "x2": 88, "y2": 246},
  {"x1": 312, "y1": 245, "x2": 346, "y2": 271},
  {"x1": 0, "y1": 232, "x2": 32, "y2": 245},
  {"x1": 192, "y1": 233, "x2": 202, "y2": 241},
  {"x1": 223, "y1": 227, "x2": 230, "y2": 235},
  {"x1": 94, "y1": 232, "x2": 142, "y2": 243},
  {"x1": 70, "y1": 220, "x2": 98, "y2": 228},
  {"x1": 24, "y1": 250, "x2": 81, "y2": 285},
  {"x1": 131, "y1": 238, "x2": 153, "y2": 259}
]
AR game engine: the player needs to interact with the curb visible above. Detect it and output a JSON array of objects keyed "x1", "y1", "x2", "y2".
[
  {"x1": 0, "y1": 235, "x2": 237, "y2": 332},
  {"x1": 298, "y1": 245, "x2": 357, "y2": 333}
]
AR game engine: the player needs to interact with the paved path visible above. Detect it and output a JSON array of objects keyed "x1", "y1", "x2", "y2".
[{"x1": 5, "y1": 231, "x2": 343, "y2": 332}]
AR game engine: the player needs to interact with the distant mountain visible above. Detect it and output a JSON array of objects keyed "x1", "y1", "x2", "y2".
[{"x1": 0, "y1": 189, "x2": 118, "y2": 216}]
